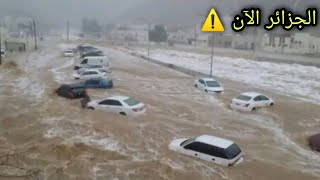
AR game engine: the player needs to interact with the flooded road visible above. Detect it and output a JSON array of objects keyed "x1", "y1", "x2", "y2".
[{"x1": 0, "y1": 39, "x2": 319, "y2": 180}]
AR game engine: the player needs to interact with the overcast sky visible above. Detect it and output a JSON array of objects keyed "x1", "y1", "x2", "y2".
[{"x1": 0, "y1": 0, "x2": 318, "y2": 28}]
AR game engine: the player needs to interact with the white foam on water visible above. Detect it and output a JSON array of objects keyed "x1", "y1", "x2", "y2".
[
  {"x1": 12, "y1": 76, "x2": 45, "y2": 101},
  {"x1": 50, "y1": 58, "x2": 74, "y2": 83}
]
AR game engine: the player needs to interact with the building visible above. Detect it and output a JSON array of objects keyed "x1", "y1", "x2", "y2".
[
  {"x1": 168, "y1": 30, "x2": 193, "y2": 45},
  {"x1": 262, "y1": 32, "x2": 320, "y2": 54},
  {"x1": 109, "y1": 24, "x2": 151, "y2": 42},
  {"x1": 5, "y1": 41, "x2": 26, "y2": 52}
]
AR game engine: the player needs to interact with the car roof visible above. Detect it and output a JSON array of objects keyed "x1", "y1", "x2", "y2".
[
  {"x1": 195, "y1": 135, "x2": 234, "y2": 149},
  {"x1": 108, "y1": 96, "x2": 130, "y2": 101},
  {"x1": 241, "y1": 92, "x2": 262, "y2": 97},
  {"x1": 200, "y1": 78, "x2": 217, "y2": 81}
]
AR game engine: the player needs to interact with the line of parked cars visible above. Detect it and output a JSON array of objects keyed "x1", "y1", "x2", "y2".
[{"x1": 57, "y1": 44, "x2": 146, "y2": 117}]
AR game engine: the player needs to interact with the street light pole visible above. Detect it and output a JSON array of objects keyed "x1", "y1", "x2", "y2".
[
  {"x1": 33, "y1": 19, "x2": 37, "y2": 50},
  {"x1": 67, "y1": 20, "x2": 70, "y2": 41},
  {"x1": 210, "y1": 33, "x2": 214, "y2": 77},
  {"x1": 147, "y1": 23, "x2": 150, "y2": 60},
  {"x1": 0, "y1": 29, "x2": 2, "y2": 65}
]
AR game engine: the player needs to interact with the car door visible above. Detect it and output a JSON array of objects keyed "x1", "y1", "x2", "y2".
[
  {"x1": 253, "y1": 96, "x2": 264, "y2": 107},
  {"x1": 97, "y1": 100, "x2": 114, "y2": 112},
  {"x1": 197, "y1": 144, "x2": 228, "y2": 165},
  {"x1": 259, "y1": 95, "x2": 271, "y2": 106},
  {"x1": 182, "y1": 142, "x2": 202, "y2": 159}
]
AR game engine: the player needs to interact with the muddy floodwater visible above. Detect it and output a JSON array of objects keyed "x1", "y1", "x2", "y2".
[{"x1": 0, "y1": 39, "x2": 320, "y2": 180}]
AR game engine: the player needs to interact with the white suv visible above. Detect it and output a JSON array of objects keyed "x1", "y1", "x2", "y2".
[{"x1": 169, "y1": 135, "x2": 243, "y2": 166}]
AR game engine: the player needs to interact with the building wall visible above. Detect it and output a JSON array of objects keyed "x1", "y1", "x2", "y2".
[{"x1": 262, "y1": 33, "x2": 320, "y2": 55}]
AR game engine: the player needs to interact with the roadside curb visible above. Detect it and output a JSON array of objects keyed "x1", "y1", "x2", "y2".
[{"x1": 124, "y1": 51, "x2": 211, "y2": 78}]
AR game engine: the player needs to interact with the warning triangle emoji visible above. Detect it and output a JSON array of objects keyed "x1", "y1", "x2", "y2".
[{"x1": 202, "y1": 8, "x2": 224, "y2": 32}]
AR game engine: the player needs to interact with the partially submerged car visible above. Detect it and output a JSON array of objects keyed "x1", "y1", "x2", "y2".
[
  {"x1": 77, "y1": 64, "x2": 110, "y2": 74},
  {"x1": 194, "y1": 78, "x2": 224, "y2": 94},
  {"x1": 71, "y1": 78, "x2": 113, "y2": 89},
  {"x1": 73, "y1": 69, "x2": 107, "y2": 80},
  {"x1": 1, "y1": 49, "x2": 6, "y2": 58},
  {"x1": 230, "y1": 92, "x2": 274, "y2": 111},
  {"x1": 63, "y1": 49, "x2": 75, "y2": 57},
  {"x1": 56, "y1": 84, "x2": 87, "y2": 99},
  {"x1": 309, "y1": 133, "x2": 320, "y2": 152},
  {"x1": 87, "y1": 96, "x2": 146, "y2": 116},
  {"x1": 169, "y1": 135, "x2": 244, "y2": 166}
]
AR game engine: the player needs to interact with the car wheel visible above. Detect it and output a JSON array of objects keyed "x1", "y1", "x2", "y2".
[
  {"x1": 205, "y1": 89, "x2": 208, "y2": 93},
  {"x1": 270, "y1": 103, "x2": 274, "y2": 106},
  {"x1": 251, "y1": 107, "x2": 256, "y2": 111},
  {"x1": 88, "y1": 107, "x2": 95, "y2": 110},
  {"x1": 119, "y1": 112, "x2": 127, "y2": 116},
  {"x1": 75, "y1": 77, "x2": 79, "y2": 80},
  {"x1": 194, "y1": 84, "x2": 198, "y2": 88}
]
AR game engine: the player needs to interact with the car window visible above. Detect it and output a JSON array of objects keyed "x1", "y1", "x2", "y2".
[
  {"x1": 205, "y1": 81, "x2": 221, "y2": 87},
  {"x1": 184, "y1": 142, "x2": 203, "y2": 152},
  {"x1": 253, "y1": 96, "x2": 262, "y2": 101},
  {"x1": 99, "y1": 99, "x2": 122, "y2": 106},
  {"x1": 181, "y1": 138, "x2": 196, "y2": 147},
  {"x1": 83, "y1": 71, "x2": 98, "y2": 75},
  {"x1": 71, "y1": 87, "x2": 85, "y2": 93},
  {"x1": 123, "y1": 98, "x2": 140, "y2": 106},
  {"x1": 81, "y1": 59, "x2": 88, "y2": 64},
  {"x1": 198, "y1": 79, "x2": 204, "y2": 84},
  {"x1": 236, "y1": 95, "x2": 252, "y2": 101},
  {"x1": 260, "y1": 95, "x2": 269, "y2": 101},
  {"x1": 225, "y1": 143, "x2": 241, "y2": 159}
]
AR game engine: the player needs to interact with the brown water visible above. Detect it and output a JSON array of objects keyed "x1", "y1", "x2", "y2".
[{"x1": 0, "y1": 39, "x2": 319, "y2": 180}]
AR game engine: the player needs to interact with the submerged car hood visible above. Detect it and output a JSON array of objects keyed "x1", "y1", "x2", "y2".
[{"x1": 169, "y1": 138, "x2": 189, "y2": 151}]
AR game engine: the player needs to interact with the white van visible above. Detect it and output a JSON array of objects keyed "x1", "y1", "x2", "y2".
[
  {"x1": 169, "y1": 135, "x2": 244, "y2": 166},
  {"x1": 74, "y1": 56, "x2": 109, "y2": 70}
]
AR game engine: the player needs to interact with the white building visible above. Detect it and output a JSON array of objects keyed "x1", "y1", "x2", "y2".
[
  {"x1": 263, "y1": 32, "x2": 320, "y2": 54},
  {"x1": 168, "y1": 30, "x2": 193, "y2": 44},
  {"x1": 109, "y1": 24, "x2": 151, "y2": 42}
]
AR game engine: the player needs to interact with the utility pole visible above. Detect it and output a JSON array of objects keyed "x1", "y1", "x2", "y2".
[
  {"x1": 67, "y1": 20, "x2": 70, "y2": 41},
  {"x1": 33, "y1": 19, "x2": 37, "y2": 50},
  {"x1": 147, "y1": 23, "x2": 150, "y2": 60},
  {"x1": 0, "y1": 29, "x2": 2, "y2": 65},
  {"x1": 210, "y1": 33, "x2": 214, "y2": 77}
]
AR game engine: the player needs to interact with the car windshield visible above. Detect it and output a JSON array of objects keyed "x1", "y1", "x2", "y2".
[
  {"x1": 123, "y1": 98, "x2": 140, "y2": 106},
  {"x1": 206, "y1": 81, "x2": 220, "y2": 87},
  {"x1": 180, "y1": 138, "x2": 195, "y2": 147},
  {"x1": 90, "y1": 65, "x2": 102, "y2": 68},
  {"x1": 71, "y1": 87, "x2": 85, "y2": 93},
  {"x1": 225, "y1": 143, "x2": 241, "y2": 159},
  {"x1": 236, "y1": 95, "x2": 252, "y2": 101}
]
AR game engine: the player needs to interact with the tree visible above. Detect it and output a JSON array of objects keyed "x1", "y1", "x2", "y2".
[
  {"x1": 149, "y1": 25, "x2": 168, "y2": 43},
  {"x1": 81, "y1": 18, "x2": 102, "y2": 37}
]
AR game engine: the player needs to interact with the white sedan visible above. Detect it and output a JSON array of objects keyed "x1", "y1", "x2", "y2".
[
  {"x1": 230, "y1": 92, "x2": 274, "y2": 111},
  {"x1": 194, "y1": 78, "x2": 224, "y2": 94},
  {"x1": 169, "y1": 135, "x2": 244, "y2": 166},
  {"x1": 87, "y1": 96, "x2": 146, "y2": 116},
  {"x1": 63, "y1": 49, "x2": 75, "y2": 57},
  {"x1": 73, "y1": 69, "x2": 107, "y2": 80}
]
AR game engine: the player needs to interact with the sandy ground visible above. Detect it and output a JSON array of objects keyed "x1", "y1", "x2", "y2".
[{"x1": 0, "y1": 38, "x2": 319, "y2": 180}]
